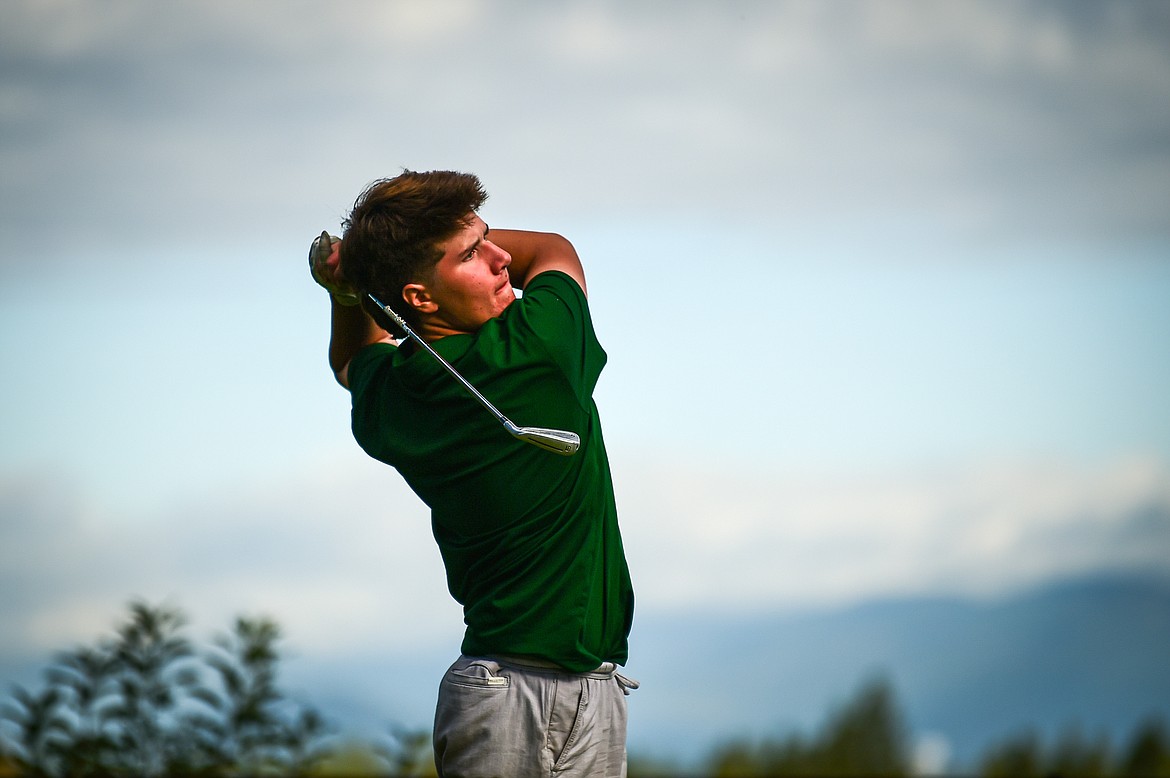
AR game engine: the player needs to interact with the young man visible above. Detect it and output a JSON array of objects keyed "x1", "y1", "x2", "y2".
[{"x1": 309, "y1": 170, "x2": 636, "y2": 778}]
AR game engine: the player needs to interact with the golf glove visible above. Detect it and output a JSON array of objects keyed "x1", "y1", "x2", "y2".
[{"x1": 309, "y1": 230, "x2": 360, "y2": 306}]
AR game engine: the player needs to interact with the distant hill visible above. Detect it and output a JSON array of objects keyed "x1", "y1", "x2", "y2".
[
  {"x1": 622, "y1": 572, "x2": 1170, "y2": 771},
  {"x1": 4, "y1": 571, "x2": 1165, "y2": 773}
]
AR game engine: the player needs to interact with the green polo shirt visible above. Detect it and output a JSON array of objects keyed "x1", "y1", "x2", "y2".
[{"x1": 347, "y1": 271, "x2": 633, "y2": 671}]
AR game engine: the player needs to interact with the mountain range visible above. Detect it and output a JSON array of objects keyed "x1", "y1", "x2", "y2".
[
  {"x1": 4, "y1": 571, "x2": 1166, "y2": 774},
  {"x1": 620, "y1": 571, "x2": 1170, "y2": 771}
]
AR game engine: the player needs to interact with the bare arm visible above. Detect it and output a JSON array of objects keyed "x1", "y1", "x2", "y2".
[
  {"x1": 329, "y1": 297, "x2": 393, "y2": 389},
  {"x1": 488, "y1": 229, "x2": 588, "y2": 296},
  {"x1": 310, "y1": 231, "x2": 394, "y2": 389}
]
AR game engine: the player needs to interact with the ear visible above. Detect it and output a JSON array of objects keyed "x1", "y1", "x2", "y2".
[{"x1": 402, "y1": 283, "x2": 438, "y2": 314}]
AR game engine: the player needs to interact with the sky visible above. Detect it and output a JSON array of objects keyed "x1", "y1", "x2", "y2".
[{"x1": 2, "y1": 0, "x2": 1170, "y2": 762}]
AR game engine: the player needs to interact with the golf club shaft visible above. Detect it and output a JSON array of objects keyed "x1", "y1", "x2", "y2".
[
  {"x1": 368, "y1": 294, "x2": 511, "y2": 426},
  {"x1": 366, "y1": 294, "x2": 579, "y2": 455}
]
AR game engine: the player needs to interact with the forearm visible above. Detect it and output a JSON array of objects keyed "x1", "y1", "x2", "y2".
[
  {"x1": 490, "y1": 229, "x2": 587, "y2": 294},
  {"x1": 329, "y1": 297, "x2": 392, "y2": 388}
]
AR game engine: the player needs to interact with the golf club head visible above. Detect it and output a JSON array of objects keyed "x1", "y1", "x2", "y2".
[{"x1": 512, "y1": 427, "x2": 581, "y2": 456}]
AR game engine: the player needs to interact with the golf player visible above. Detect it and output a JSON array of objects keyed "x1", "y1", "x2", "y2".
[{"x1": 309, "y1": 170, "x2": 636, "y2": 778}]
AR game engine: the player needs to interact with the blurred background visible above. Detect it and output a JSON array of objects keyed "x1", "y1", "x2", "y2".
[{"x1": 2, "y1": 1, "x2": 1168, "y2": 774}]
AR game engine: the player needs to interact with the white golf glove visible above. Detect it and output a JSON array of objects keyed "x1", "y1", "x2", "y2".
[{"x1": 308, "y1": 230, "x2": 360, "y2": 306}]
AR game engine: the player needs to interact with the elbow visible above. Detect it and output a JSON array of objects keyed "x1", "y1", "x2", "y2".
[
  {"x1": 549, "y1": 232, "x2": 577, "y2": 257},
  {"x1": 328, "y1": 351, "x2": 352, "y2": 390}
]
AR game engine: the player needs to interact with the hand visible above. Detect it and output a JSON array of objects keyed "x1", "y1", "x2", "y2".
[{"x1": 308, "y1": 230, "x2": 360, "y2": 306}]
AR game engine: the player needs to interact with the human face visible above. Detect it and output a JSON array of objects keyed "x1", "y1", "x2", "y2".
[{"x1": 413, "y1": 214, "x2": 514, "y2": 336}]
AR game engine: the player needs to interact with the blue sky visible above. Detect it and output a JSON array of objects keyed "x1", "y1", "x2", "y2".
[{"x1": 2, "y1": 0, "x2": 1169, "y2": 763}]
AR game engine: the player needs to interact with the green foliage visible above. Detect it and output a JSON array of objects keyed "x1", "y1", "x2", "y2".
[
  {"x1": 707, "y1": 678, "x2": 911, "y2": 777},
  {"x1": 705, "y1": 679, "x2": 1170, "y2": 778},
  {"x1": 196, "y1": 615, "x2": 333, "y2": 774},
  {"x1": 979, "y1": 718, "x2": 1170, "y2": 778},
  {"x1": 368, "y1": 725, "x2": 435, "y2": 776},
  {"x1": 1, "y1": 685, "x2": 70, "y2": 777},
  {"x1": 1120, "y1": 718, "x2": 1170, "y2": 778},
  {"x1": 0, "y1": 601, "x2": 335, "y2": 777},
  {"x1": 7, "y1": 605, "x2": 1170, "y2": 778},
  {"x1": 980, "y1": 729, "x2": 1045, "y2": 778}
]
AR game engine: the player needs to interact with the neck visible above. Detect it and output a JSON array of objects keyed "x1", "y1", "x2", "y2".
[{"x1": 413, "y1": 316, "x2": 471, "y2": 343}]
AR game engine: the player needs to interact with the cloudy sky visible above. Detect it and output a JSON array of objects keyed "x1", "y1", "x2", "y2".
[{"x1": 2, "y1": 0, "x2": 1169, "y2": 750}]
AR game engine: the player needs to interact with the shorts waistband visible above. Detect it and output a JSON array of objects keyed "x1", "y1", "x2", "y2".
[{"x1": 488, "y1": 654, "x2": 617, "y2": 678}]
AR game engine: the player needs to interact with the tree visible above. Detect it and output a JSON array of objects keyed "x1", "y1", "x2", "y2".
[
  {"x1": 979, "y1": 730, "x2": 1043, "y2": 778},
  {"x1": 1049, "y1": 725, "x2": 1110, "y2": 778},
  {"x1": 195, "y1": 616, "x2": 334, "y2": 775},
  {"x1": 44, "y1": 644, "x2": 120, "y2": 775},
  {"x1": 1118, "y1": 717, "x2": 1170, "y2": 778},
  {"x1": 706, "y1": 677, "x2": 910, "y2": 776},
  {"x1": 978, "y1": 720, "x2": 1170, "y2": 778},
  {"x1": 814, "y1": 679, "x2": 909, "y2": 776},
  {"x1": 101, "y1": 601, "x2": 205, "y2": 775},
  {"x1": 0, "y1": 686, "x2": 70, "y2": 776},
  {"x1": 370, "y1": 724, "x2": 435, "y2": 777},
  {"x1": 0, "y1": 601, "x2": 334, "y2": 777}
]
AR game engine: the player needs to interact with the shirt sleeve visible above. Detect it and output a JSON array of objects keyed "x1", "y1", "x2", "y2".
[
  {"x1": 347, "y1": 342, "x2": 397, "y2": 398},
  {"x1": 509, "y1": 270, "x2": 607, "y2": 399}
]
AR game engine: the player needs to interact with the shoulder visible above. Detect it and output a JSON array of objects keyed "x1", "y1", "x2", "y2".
[
  {"x1": 506, "y1": 270, "x2": 594, "y2": 338},
  {"x1": 500, "y1": 270, "x2": 607, "y2": 397},
  {"x1": 521, "y1": 270, "x2": 588, "y2": 310},
  {"x1": 345, "y1": 341, "x2": 398, "y2": 394}
]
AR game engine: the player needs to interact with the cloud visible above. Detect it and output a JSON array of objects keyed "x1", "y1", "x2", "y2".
[
  {"x1": 613, "y1": 451, "x2": 1170, "y2": 610},
  {"x1": 2, "y1": 1, "x2": 1168, "y2": 263},
  {"x1": 3, "y1": 447, "x2": 1168, "y2": 669},
  {"x1": 0, "y1": 457, "x2": 462, "y2": 661}
]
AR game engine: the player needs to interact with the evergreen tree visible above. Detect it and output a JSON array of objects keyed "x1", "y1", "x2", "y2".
[
  {"x1": 44, "y1": 644, "x2": 120, "y2": 776},
  {"x1": 1118, "y1": 717, "x2": 1170, "y2": 778},
  {"x1": 370, "y1": 724, "x2": 435, "y2": 777},
  {"x1": 195, "y1": 615, "x2": 333, "y2": 775},
  {"x1": 102, "y1": 601, "x2": 204, "y2": 775},
  {"x1": 1049, "y1": 725, "x2": 1111, "y2": 778},
  {"x1": 0, "y1": 601, "x2": 334, "y2": 777},
  {"x1": 706, "y1": 677, "x2": 910, "y2": 776},
  {"x1": 979, "y1": 729, "x2": 1043, "y2": 778},
  {"x1": 0, "y1": 686, "x2": 70, "y2": 776},
  {"x1": 814, "y1": 679, "x2": 909, "y2": 776}
]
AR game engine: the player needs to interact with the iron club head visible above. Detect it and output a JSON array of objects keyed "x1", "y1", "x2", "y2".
[{"x1": 506, "y1": 424, "x2": 581, "y2": 456}]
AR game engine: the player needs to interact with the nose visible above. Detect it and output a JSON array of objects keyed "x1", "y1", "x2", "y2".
[{"x1": 488, "y1": 241, "x2": 511, "y2": 272}]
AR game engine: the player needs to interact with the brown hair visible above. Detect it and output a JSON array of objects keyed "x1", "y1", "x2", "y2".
[{"x1": 340, "y1": 170, "x2": 487, "y2": 325}]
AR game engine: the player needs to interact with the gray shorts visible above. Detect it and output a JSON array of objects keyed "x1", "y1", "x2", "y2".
[{"x1": 433, "y1": 654, "x2": 638, "y2": 778}]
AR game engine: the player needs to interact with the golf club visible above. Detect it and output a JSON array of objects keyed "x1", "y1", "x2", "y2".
[{"x1": 366, "y1": 293, "x2": 581, "y2": 456}]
